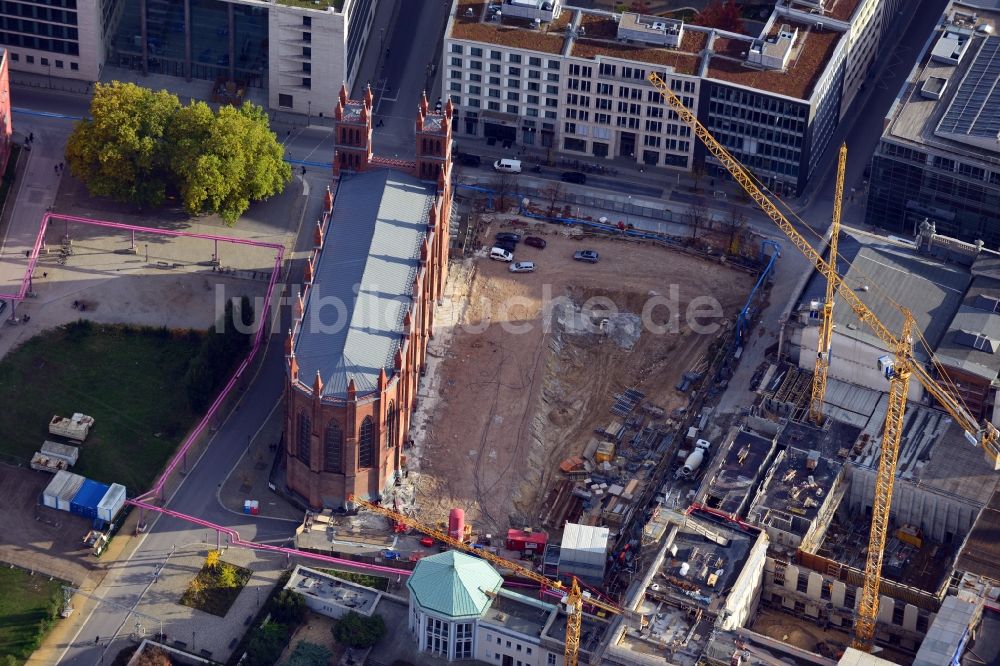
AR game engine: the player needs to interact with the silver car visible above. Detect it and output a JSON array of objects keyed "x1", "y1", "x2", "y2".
[{"x1": 509, "y1": 261, "x2": 536, "y2": 273}]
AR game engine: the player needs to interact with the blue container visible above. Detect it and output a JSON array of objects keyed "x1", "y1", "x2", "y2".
[{"x1": 70, "y1": 479, "x2": 110, "y2": 520}]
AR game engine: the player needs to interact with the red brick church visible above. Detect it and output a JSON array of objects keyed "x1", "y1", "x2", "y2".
[{"x1": 284, "y1": 85, "x2": 453, "y2": 509}]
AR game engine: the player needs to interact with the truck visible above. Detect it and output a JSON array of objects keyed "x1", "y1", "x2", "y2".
[
  {"x1": 49, "y1": 414, "x2": 95, "y2": 442},
  {"x1": 676, "y1": 439, "x2": 711, "y2": 478}
]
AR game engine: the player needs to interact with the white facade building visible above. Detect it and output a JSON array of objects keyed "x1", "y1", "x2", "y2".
[
  {"x1": 443, "y1": 0, "x2": 894, "y2": 194},
  {"x1": 406, "y1": 550, "x2": 569, "y2": 665}
]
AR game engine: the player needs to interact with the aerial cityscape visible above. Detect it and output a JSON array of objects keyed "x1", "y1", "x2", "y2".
[{"x1": 0, "y1": 0, "x2": 998, "y2": 665}]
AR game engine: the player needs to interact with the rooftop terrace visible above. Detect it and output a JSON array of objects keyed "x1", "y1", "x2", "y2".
[
  {"x1": 483, "y1": 589, "x2": 556, "y2": 637},
  {"x1": 286, "y1": 565, "x2": 381, "y2": 615},
  {"x1": 448, "y1": 3, "x2": 847, "y2": 100}
]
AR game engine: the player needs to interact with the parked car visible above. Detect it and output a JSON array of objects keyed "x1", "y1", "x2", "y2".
[
  {"x1": 455, "y1": 152, "x2": 481, "y2": 168},
  {"x1": 490, "y1": 247, "x2": 514, "y2": 262},
  {"x1": 495, "y1": 239, "x2": 517, "y2": 253},
  {"x1": 493, "y1": 158, "x2": 522, "y2": 173},
  {"x1": 573, "y1": 250, "x2": 599, "y2": 263},
  {"x1": 495, "y1": 232, "x2": 522, "y2": 243},
  {"x1": 509, "y1": 261, "x2": 536, "y2": 273},
  {"x1": 561, "y1": 171, "x2": 587, "y2": 184},
  {"x1": 524, "y1": 236, "x2": 547, "y2": 249}
]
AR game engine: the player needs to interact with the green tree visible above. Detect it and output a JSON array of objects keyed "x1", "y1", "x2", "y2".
[
  {"x1": 332, "y1": 611, "x2": 386, "y2": 649},
  {"x1": 66, "y1": 82, "x2": 180, "y2": 208},
  {"x1": 246, "y1": 622, "x2": 289, "y2": 666},
  {"x1": 185, "y1": 295, "x2": 254, "y2": 412},
  {"x1": 284, "y1": 641, "x2": 331, "y2": 666},
  {"x1": 269, "y1": 589, "x2": 307, "y2": 625},
  {"x1": 170, "y1": 102, "x2": 292, "y2": 225}
]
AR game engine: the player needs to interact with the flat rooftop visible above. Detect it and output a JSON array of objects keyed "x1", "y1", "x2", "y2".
[
  {"x1": 448, "y1": 2, "x2": 848, "y2": 100},
  {"x1": 778, "y1": 419, "x2": 861, "y2": 460},
  {"x1": 853, "y1": 402, "x2": 997, "y2": 504},
  {"x1": 294, "y1": 169, "x2": 435, "y2": 399},
  {"x1": 285, "y1": 565, "x2": 381, "y2": 615},
  {"x1": 544, "y1": 610, "x2": 608, "y2": 655},
  {"x1": 482, "y1": 589, "x2": 556, "y2": 638},
  {"x1": 882, "y1": 1, "x2": 1000, "y2": 164},
  {"x1": 954, "y1": 485, "x2": 1000, "y2": 580},
  {"x1": 934, "y1": 276, "x2": 1000, "y2": 381},
  {"x1": 651, "y1": 513, "x2": 757, "y2": 613},
  {"x1": 798, "y1": 228, "x2": 971, "y2": 358},
  {"x1": 704, "y1": 21, "x2": 843, "y2": 100},
  {"x1": 702, "y1": 430, "x2": 777, "y2": 516}
]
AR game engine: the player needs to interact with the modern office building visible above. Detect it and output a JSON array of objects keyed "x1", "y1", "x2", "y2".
[
  {"x1": 284, "y1": 88, "x2": 452, "y2": 509},
  {"x1": 865, "y1": 1, "x2": 1000, "y2": 247},
  {"x1": 0, "y1": 0, "x2": 376, "y2": 115},
  {"x1": 443, "y1": 0, "x2": 890, "y2": 194}
]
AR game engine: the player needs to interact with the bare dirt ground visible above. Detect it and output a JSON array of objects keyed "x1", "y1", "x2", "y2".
[
  {"x1": 0, "y1": 464, "x2": 100, "y2": 585},
  {"x1": 412, "y1": 221, "x2": 752, "y2": 534},
  {"x1": 751, "y1": 608, "x2": 915, "y2": 665},
  {"x1": 0, "y1": 218, "x2": 275, "y2": 360}
]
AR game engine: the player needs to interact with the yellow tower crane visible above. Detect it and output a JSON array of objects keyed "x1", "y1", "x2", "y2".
[
  {"x1": 646, "y1": 72, "x2": 1000, "y2": 650},
  {"x1": 809, "y1": 143, "x2": 847, "y2": 424},
  {"x1": 349, "y1": 495, "x2": 642, "y2": 666}
]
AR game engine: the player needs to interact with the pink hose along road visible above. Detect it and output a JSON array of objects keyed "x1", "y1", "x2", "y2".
[{"x1": 3, "y1": 213, "x2": 411, "y2": 576}]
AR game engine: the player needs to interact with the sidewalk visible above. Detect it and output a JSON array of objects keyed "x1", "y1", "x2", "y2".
[{"x1": 218, "y1": 399, "x2": 302, "y2": 523}]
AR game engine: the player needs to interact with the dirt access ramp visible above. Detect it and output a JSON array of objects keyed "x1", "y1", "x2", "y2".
[{"x1": 411, "y1": 225, "x2": 753, "y2": 534}]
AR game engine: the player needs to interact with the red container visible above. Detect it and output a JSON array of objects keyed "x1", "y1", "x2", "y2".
[{"x1": 505, "y1": 528, "x2": 548, "y2": 552}]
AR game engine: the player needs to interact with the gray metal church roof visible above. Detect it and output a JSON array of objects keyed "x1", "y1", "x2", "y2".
[{"x1": 294, "y1": 169, "x2": 435, "y2": 398}]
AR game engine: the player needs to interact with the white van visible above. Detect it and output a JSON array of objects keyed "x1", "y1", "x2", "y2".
[
  {"x1": 493, "y1": 159, "x2": 522, "y2": 174},
  {"x1": 490, "y1": 246, "x2": 514, "y2": 262}
]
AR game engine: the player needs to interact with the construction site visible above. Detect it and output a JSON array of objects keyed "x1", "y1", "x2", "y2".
[
  {"x1": 298, "y1": 14, "x2": 1000, "y2": 665},
  {"x1": 288, "y1": 78, "x2": 1000, "y2": 666},
  {"x1": 406, "y1": 222, "x2": 756, "y2": 538}
]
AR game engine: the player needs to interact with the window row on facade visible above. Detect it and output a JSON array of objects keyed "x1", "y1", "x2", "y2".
[
  {"x1": 7, "y1": 50, "x2": 78, "y2": 68},
  {"x1": 881, "y1": 141, "x2": 1000, "y2": 186},
  {"x1": 296, "y1": 404, "x2": 397, "y2": 473},
  {"x1": 0, "y1": 29, "x2": 78, "y2": 53}
]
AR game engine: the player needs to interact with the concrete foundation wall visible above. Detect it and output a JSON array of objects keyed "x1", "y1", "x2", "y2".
[{"x1": 846, "y1": 464, "x2": 981, "y2": 543}]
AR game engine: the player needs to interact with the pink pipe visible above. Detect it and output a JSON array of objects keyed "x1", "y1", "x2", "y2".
[
  {"x1": 0, "y1": 210, "x2": 287, "y2": 499},
  {"x1": 136, "y1": 248, "x2": 284, "y2": 501},
  {"x1": 128, "y1": 499, "x2": 412, "y2": 577},
  {"x1": 4, "y1": 212, "x2": 284, "y2": 301}
]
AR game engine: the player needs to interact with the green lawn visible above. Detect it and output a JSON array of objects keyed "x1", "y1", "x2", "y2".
[
  {"x1": 0, "y1": 322, "x2": 203, "y2": 492},
  {"x1": 0, "y1": 567, "x2": 63, "y2": 664}
]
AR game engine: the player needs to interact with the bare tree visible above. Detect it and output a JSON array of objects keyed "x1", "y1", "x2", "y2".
[
  {"x1": 685, "y1": 202, "x2": 710, "y2": 239},
  {"x1": 690, "y1": 160, "x2": 707, "y2": 192},
  {"x1": 541, "y1": 181, "x2": 565, "y2": 217},
  {"x1": 724, "y1": 207, "x2": 748, "y2": 256},
  {"x1": 491, "y1": 173, "x2": 516, "y2": 212}
]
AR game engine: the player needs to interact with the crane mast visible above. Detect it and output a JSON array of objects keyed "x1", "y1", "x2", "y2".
[
  {"x1": 646, "y1": 72, "x2": 999, "y2": 650},
  {"x1": 809, "y1": 144, "x2": 847, "y2": 424}
]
